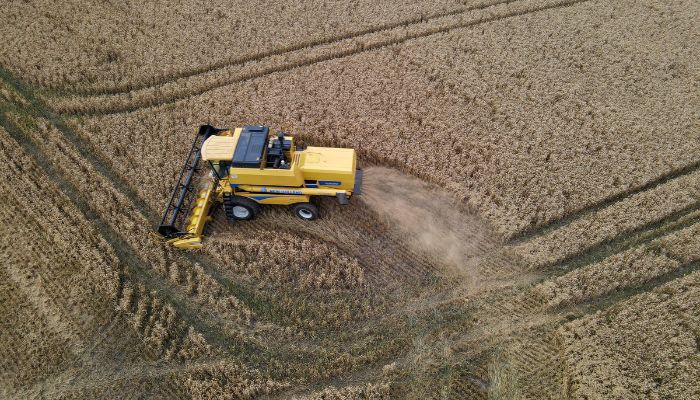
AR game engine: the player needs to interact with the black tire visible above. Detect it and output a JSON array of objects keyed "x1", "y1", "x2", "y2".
[
  {"x1": 292, "y1": 202, "x2": 319, "y2": 221},
  {"x1": 223, "y1": 195, "x2": 260, "y2": 221}
]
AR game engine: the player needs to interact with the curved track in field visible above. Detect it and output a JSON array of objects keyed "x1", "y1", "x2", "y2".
[
  {"x1": 47, "y1": 0, "x2": 520, "y2": 97},
  {"x1": 45, "y1": 0, "x2": 594, "y2": 116},
  {"x1": 2, "y1": 0, "x2": 699, "y2": 395}
]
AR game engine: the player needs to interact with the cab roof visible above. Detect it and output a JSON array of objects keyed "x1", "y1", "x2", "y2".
[
  {"x1": 201, "y1": 125, "x2": 270, "y2": 167},
  {"x1": 231, "y1": 126, "x2": 268, "y2": 168},
  {"x1": 201, "y1": 135, "x2": 236, "y2": 161}
]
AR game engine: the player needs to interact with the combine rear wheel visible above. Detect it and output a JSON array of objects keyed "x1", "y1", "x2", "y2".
[
  {"x1": 224, "y1": 195, "x2": 260, "y2": 221},
  {"x1": 293, "y1": 202, "x2": 319, "y2": 221}
]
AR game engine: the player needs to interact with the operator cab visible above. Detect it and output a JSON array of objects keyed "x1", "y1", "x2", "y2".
[
  {"x1": 201, "y1": 125, "x2": 295, "y2": 179},
  {"x1": 230, "y1": 125, "x2": 293, "y2": 170}
]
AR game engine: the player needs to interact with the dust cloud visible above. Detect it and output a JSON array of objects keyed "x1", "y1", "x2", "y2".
[{"x1": 360, "y1": 166, "x2": 498, "y2": 281}]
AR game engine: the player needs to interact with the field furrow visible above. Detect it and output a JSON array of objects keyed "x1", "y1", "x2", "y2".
[
  {"x1": 45, "y1": 0, "x2": 592, "y2": 116},
  {"x1": 2, "y1": 0, "x2": 698, "y2": 397},
  {"x1": 560, "y1": 270, "x2": 700, "y2": 399},
  {"x1": 512, "y1": 168, "x2": 700, "y2": 270},
  {"x1": 52, "y1": 0, "x2": 519, "y2": 97},
  {"x1": 4, "y1": 0, "x2": 513, "y2": 93},
  {"x1": 0, "y1": 114, "x2": 236, "y2": 356},
  {"x1": 508, "y1": 160, "x2": 700, "y2": 245},
  {"x1": 533, "y1": 219, "x2": 700, "y2": 310}
]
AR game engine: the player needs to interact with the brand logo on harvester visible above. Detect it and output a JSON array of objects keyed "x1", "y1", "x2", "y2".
[
  {"x1": 260, "y1": 187, "x2": 303, "y2": 195},
  {"x1": 269, "y1": 189, "x2": 303, "y2": 194},
  {"x1": 319, "y1": 181, "x2": 342, "y2": 186}
]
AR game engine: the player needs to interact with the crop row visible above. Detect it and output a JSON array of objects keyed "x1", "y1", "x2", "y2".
[
  {"x1": 11, "y1": 114, "x2": 256, "y2": 327},
  {"x1": 514, "y1": 169, "x2": 700, "y2": 270},
  {"x1": 559, "y1": 270, "x2": 700, "y2": 399},
  {"x1": 206, "y1": 230, "x2": 366, "y2": 293},
  {"x1": 0, "y1": 267, "x2": 75, "y2": 390},
  {"x1": 69, "y1": 0, "x2": 700, "y2": 242},
  {"x1": 1, "y1": 0, "x2": 490, "y2": 93},
  {"x1": 0, "y1": 125, "x2": 220, "y2": 361},
  {"x1": 2, "y1": 120, "x2": 297, "y2": 396},
  {"x1": 176, "y1": 360, "x2": 289, "y2": 399},
  {"x1": 295, "y1": 382, "x2": 391, "y2": 399},
  {"x1": 3, "y1": 113, "x2": 231, "y2": 357},
  {"x1": 0, "y1": 130, "x2": 139, "y2": 390},
  {"x1": 42, "y1": 0, "x2": 565, "y2": 116}
]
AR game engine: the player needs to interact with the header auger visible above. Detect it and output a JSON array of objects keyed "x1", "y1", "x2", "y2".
[{"x1": 157, "y1": 124, "x2": 362, "y2": 249}]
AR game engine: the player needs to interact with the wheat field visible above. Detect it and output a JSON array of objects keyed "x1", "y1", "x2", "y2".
[{"x1": 1, "y1": 0, "x2": 699, "y2": 398}]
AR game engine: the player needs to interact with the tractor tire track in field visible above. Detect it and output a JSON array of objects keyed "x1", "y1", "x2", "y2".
[
  {"x1": 446, "y1": 206, "x2": 700, "y2": 396},
  {"x1": 1, "y1": 72, "x2": 426, "y2": 390},
  {"x1": 47, "y1": 0, "x2": 518, "y2": 97},
  {"x1": 517, "y1": 210, "x2": 700, "y2": 334},
  {"x1": 359, "y1": 166, "x2": 502, "y2": 285},
  {"x1": 52, "y1": 0, "x2": 594, "y2": 116},
  {"x1": 1, "y1": 107, "x2": 312, "y2": 385},
  {"x1": 498, "y1": 224, "x2": 700, "y2": 392},
  {"x1": 540, "y1": 202, "x2": 700, "y2": 278},
  {"x1": 0, "y1": 112, "x2": 246, "y2": 357},
  {"x1": 510, "y1": 178, "x2": 700, "y2": 311},
  {"x1": 508, "y1": 159, "x2": 700, "y2": 245},
  {"x1": 2, "y1": 1, "x2": 694, "y2": 392},
  {"x1": 276, "y1": 200, "x2": 448, "y2": 285},
  {"x1": 556, "y1": 256, "x2": 700, "y2": 320},
  {"x1": 0, "y1": 67, "x2": 291, "y2": 328},
  {"x1": 470, "y1": 218, "x2": 700, "y2": 397}
]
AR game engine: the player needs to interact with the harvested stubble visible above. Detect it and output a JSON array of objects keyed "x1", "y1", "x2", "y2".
[
  {"x1": 12, "y1": 114, "x2": 256, "y2": 327},
  {"x1": 560, "y1": 271, "x2": 700, "y2": 399},
  {"x1": 362, "y1": 166, "x2": 500, "y2": 282},
  {"x1": 1, "y1": 0, "x2": 490, "y2": 93},
  {"x1": 204, "y1": 229, "x2": 374, "y2": 332},
  {"x1": 1, "y1": 122, "x2": 291, "y2": 395},
  {"x1": 206, "y1": 232, "x2": 366, "y2": 293},
  {"x1": 293, "y1": 382, "x2": 392, "y2": 399},
  {"x1": 176, "y1": 360, "x2": 289, "y2": 399},
  {"x1": 71, "y1": 0, "x2": 700, "y2": 241},
  {"x1": 0, "y1": 129, "x2": 151, "y2": 391},
  {"x1": 246, "y1": 194, "x2": 452, "y2": 285}
]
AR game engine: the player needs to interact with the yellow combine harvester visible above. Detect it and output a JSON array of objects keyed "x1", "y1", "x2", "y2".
[{"x1": 157, "y1": 125, "x2": 362, "y2": 249}]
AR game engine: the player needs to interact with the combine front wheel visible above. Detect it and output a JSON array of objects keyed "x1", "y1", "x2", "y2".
[{"x1": 224, "y1": 195, "x2": 260, "y2": 221}]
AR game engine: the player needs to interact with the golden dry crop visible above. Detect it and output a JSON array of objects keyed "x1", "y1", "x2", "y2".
[{"x1": 1, "y1": 0, "x2": 699, "y2": 398}]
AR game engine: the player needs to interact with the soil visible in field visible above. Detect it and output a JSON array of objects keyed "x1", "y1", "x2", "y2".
[{"x1": 363, "y1": 166, "x2": 498, "y2": 281}]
